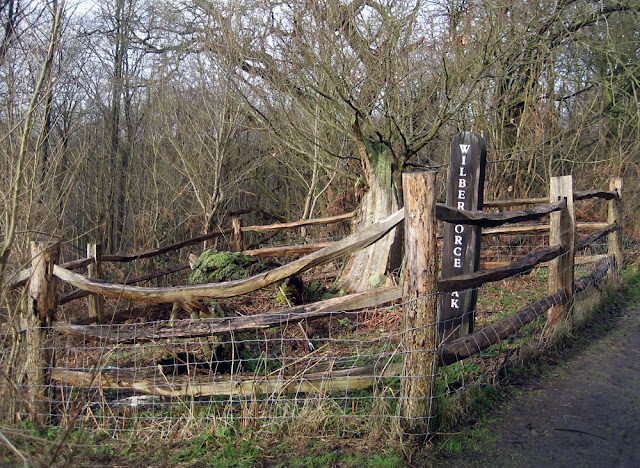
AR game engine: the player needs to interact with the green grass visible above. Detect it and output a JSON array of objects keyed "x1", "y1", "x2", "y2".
[{"x1": 268, "y1": 439, "x2": 406, "y2": 468}]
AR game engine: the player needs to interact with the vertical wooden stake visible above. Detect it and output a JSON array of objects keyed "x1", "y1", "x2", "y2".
[
  {"x1": 607, "y1": 177, "x2": 623, "y2": 277},
  {"x1": 401, "y1": 172, "x2": 438, "y2": 442},
  {"x1": 547, "y1": 176, "x2": 575, "y2": 327},
  {"x1": 87, "y1": 242, "x2": 104, "y2": 323},
  {"x1": 24, "y1": 240, "x2": 60, "y2": 422},
  {"x1": 232, "y1": 217, "x2": 244, "y2": 252}
]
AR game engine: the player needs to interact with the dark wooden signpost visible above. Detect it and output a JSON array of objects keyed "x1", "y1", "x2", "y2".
[{"x1": 438, "y1": 132, "x2": 486, "y2": 342}]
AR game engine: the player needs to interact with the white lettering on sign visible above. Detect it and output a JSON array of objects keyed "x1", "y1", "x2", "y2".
[
  {"x1": 451, "y1": 291, "x2": 460, "y2": 309},
  {"x1": 453, "y1": 141, "x2": 470, "y2": 278}
]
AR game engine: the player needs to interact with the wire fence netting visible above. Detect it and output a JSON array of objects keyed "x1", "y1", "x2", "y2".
[{"x1": 0, "y1": 231, "x2": 616, "y2": 441}]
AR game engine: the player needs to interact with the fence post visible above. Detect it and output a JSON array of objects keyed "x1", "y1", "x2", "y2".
[
  {"x1": 547, "y1": 175, "x2": 575, "y2": 327},
  {"x1": 608, "y1": 177, "x2": 623, "y2": 277},
  {"x1": 24, "y1": 240, "x2": 60, "y2": 422},
  {"x1": 400, "y1": 171, "x2": 438, "y2": 442},
  {"x1": 87, "y1": 242, "x2": 104, "y2": 323},
  {"x1": 232, "y1": 217, "x2": 244, "y2": 252}
]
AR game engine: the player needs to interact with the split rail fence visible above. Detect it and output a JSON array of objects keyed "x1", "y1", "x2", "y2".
[{"x1": 2, "y1": 174, "x2": 623, "y2": 442}]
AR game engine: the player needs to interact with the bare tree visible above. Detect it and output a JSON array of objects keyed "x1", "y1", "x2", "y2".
[
  {"x1": 193, "y1": 0, "x2": 491, "y2": 290},
  {"x1": 153, "y1": 55, "x2": 254, "y2": 243},
  {"x1": 0, "y1": 0, "x2": 64, "y2": 283}
]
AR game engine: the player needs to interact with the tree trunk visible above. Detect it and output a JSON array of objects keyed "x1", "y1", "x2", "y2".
[{"x1": 338, "y1": 120, "x2": 403, "y2": 292}]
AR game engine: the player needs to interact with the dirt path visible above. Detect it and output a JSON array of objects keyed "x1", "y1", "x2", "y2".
[{"x1": 432, "y1": 286, "x2": 640, "y2": 467}]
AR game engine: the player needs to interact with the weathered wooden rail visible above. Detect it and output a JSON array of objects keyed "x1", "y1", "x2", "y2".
[{"x1": 15, "y1": 174, "x2": 622, "y2": 438}]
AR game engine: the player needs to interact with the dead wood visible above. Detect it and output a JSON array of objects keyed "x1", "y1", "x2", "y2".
[
  {"x1": 54, "y1": 286, "x2": 402, "y2": 343},
  {"x1": 58, "y1": 262, "x2": 191, "y2": 305},
  {"x1": 50, "y1": 361, "x2": 403, "y2": 397},
  {"x1": 52, "y1": 209, "x2": 404, "y2": 303}
]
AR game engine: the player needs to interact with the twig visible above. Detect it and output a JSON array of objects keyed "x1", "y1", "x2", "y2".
[
  {"x1": 0, "y1": 429, "x2": 28, "y2": 468},
  {"x1": 554, "y1": 428, "x2": 607, "y2": 440},
  {"x1": 279, "y1": 284, "x2": 314, "y2": 351}
]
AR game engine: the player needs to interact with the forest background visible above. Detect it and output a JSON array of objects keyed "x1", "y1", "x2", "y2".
[{"x1": 1, "y1": 0, "x2": 639, "y2": 287}]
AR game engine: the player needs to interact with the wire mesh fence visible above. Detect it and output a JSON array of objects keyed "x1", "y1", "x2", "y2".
[
  {"x1": 0, "y1": 171, "x2": 623, "y2": 449},
  {"x1": 0, "y1": 248, "x2": 614, "y2": 442}
]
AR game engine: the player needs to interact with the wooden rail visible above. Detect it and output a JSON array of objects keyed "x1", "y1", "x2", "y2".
[
  {"x1": 101, "y1": 212, "x2": 354, "y2": 263},
  {"x1": 52, "y1": 210, "x2": 403, "y2": 303},
  {"x1": 483, "y1": 189, "x2": 619, "y2": 208},
  {"x1": 18, "y1": 175, "x2": 624, "y2": 428},
  {"x1": 51, "y1": 361, "x2": 405, "y2": 398},
  {"x1": 436, "y1": 199, "x2": 565, "y2": 227},
  {"x1": 438, "y1": 255, "x2": 614, "y2": 365},
  {"x1": 54, "y1": 286, "x2": 403, "y2": 344},
  {"x1": 58, "y1": 262, "x2": 191, "y2": 305},
  {"x1": 50, "y1": 256, "x2": 614, "y2": 398},
  {"x1": 438, "y1": 245, "x2": 563, "y2": 293}
]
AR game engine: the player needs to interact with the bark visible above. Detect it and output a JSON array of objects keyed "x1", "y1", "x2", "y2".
[
  {"x1": 52, "y1": 209, "x2": 404, "y2": 303},
  {"x1": 22, "y1": 241, "x2": 60, "y2": 422},
  {"x1": 54, "y1": 286, "x2": 402, "y2": 343},
  {"x1": 338, "y1": 119, "x2": 403, "y2": 292},
  {"x1": 400, "y1": 172, "x2": 438, "y2": 441},
  {"x1": 51, "y1": 361, "x2": 404, "y2": 398}
]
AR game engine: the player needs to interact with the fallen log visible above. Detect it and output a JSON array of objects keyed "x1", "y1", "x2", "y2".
[{"x1": 50, "y1": 361, "x2": 403, "y2": 397}]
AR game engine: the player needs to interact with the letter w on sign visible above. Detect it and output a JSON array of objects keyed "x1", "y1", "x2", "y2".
[{"x1": 438, "y1": 132, "x2": 486, "y2": 342}]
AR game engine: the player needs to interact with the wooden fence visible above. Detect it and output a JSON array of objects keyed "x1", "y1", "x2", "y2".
[{"x1": 10, "y1": 174, "x2": 622, "y2": 440}]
